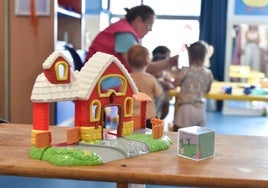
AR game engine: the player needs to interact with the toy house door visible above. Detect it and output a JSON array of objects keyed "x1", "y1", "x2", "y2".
[{"x1": 104, "y1": 105, "x2": 123, "y2": 137}]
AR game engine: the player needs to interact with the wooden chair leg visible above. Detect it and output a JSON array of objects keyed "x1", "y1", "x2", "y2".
[{"x1": 117, "y1": 183, "x2": 128, "y2": 188}]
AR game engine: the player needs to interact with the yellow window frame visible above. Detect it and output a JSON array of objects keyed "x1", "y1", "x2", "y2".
[
  {"x1": 90, "y1": 100, "x2": 101, "y2": 122},
  {"x1": 55, "y1": 61, "x2": 68, "y2": 81}
]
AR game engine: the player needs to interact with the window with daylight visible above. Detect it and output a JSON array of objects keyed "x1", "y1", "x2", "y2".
[
  {"x1": 55, "y1": 61, "x2": 68, "y2": 81},
  {"x1": 90, "y1": 100, "x2": 101, "y2": 121},
  {"x1": 124, "y1": 97, "x2": 133, "y2": 117}
]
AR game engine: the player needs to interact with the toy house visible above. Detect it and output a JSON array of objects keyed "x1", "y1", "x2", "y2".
[{"x1": 31, "y1": 51, "x2": 151, "y2": 148}]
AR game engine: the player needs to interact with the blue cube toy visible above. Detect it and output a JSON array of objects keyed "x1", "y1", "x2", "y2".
[{"x1": 177, "y1": 126, "x2": 215, "y2": 161}]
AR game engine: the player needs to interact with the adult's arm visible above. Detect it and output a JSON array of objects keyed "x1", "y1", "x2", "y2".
[{"x1": 146, "y1": 55, "x2": 179, "y2": 75}]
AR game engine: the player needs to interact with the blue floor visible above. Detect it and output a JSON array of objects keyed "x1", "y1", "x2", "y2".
[
  {"x1": 206, "y1": 110, "x2": 268, "y2": 136},
  {"x1": 1, "y1": 109, "x2": 268, "y2": 188}
]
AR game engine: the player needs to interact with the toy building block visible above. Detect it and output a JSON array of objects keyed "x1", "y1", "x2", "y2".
[
  {"x1": 177, "y1": 126, "x2": 215, "y2": 161},
  {"x1": 133, "y1": 92, "x2": 151, "y2": 129},
  {"x1": 32, "y1": 103, "x2": 50, "y2": 131},
  {"x1": 122, "y1": 121, "x2": 133, "y2": 136},
  {"x1": 132, "y1": 115, "x2": 141, "y2": 129},
  {"x1": 80, "y1": 126, "x2": 102, "y2": 142},
  {"x1": 32, "y1": 130, "x2": 51, "y2": 148},
  {"x1": 151, "y1": 117, "x2": 164, "y2": 139},
  {"x1": 67, "y1": 127, "x2": 80, "y2": 145}
]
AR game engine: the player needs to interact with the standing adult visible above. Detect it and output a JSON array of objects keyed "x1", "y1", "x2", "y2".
[
  {"x1": 244, "y1": 25, "x2": 260, "y2": 71},
  {"x1": 85, "y1": 5, "x2": 178, "y2": 73}
]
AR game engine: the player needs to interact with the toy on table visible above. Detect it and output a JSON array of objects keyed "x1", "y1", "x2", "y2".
[
  {"x1": 177, "y1": 126, "x2": 215, "y2": 161},
  {"x1": 223, "y1": 86, "x2": 233, "y2": 94},
  {"x1": 30, "y1": 51, "x2": 171, "y2": 166}
]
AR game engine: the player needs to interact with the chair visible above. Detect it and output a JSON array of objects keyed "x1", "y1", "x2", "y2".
[
  {"x1": 65, "y1": 45, "x2": 84, "y2": 71},
  {"x1": 0, "y1": 119, "x2": 8, "y2": 123}
]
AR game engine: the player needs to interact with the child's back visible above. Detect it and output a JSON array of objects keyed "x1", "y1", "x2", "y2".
[
  {"x1": 173, "y1": 41, "x2": 214, "y2": 131},
  {"x1": 127, "y1": 45, "x2": 163, "y2": 128}
]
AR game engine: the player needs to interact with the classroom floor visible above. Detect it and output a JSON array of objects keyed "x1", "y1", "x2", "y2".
[{"x1": 1, "y1": 102, "x2": 268, "y2": 188}]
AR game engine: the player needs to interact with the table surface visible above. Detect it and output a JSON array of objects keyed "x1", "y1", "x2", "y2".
[
  {"x1": 229, "y1": 70, "x2": 265, "y2": 79},
  {"x1": 207, "y1": 81, "x2": 268, "y2": 101},
  {"x1": 169, "y1": 81, "x2": 268, "y2": 102},
  {"x1": 1, "y1": 124, "x2": 268, "y2": 187}
]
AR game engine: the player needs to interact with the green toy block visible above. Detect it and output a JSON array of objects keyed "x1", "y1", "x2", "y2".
[{"x1": 177, "y1": 126, "x2": 215, "y2": 161}]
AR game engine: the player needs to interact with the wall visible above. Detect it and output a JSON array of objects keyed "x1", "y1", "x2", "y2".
[
  {"x1": 85, "y1": 15, "x2": 100, "y2": 49},
  {"x1": 0, "y1": 1, "x2": 6, "y2": 119},
  {"x1": 84, "y1": 0, "x2": 104, "y2": 50},
  {"x1": 7, "y1": 0, "x2": 54, "y2": 124}
]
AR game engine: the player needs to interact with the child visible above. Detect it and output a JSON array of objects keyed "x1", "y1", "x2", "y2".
[
  {"x1": 151, "y1": 46, "x2": 171, "y2": 78},
  {"x1": 128, "y1": 45, "x2": 163, "y2": 128},
  {"x1": 151, "y1": 46, "x2": 176, "y2": 119},
  {"x1": 173, "y1": 41, "x2": 214, "y2": 131}
]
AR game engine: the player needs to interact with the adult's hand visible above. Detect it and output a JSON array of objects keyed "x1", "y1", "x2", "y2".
[
  {"x1": 146, "y1": 54, "x2": 179, "y2": 75},
  {"x1": 168, "y1": 55, "x2": 179, "y2": 67}
]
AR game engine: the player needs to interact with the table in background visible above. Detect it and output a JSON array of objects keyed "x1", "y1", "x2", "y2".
[
  {"x1": 206, "y1": 81, "x2": 268, "y2": 101},
  {"x1": 1, "y1": 124, "x2": 268, "y2": 187},
  {"x1": 229, "y1": 65, "x2": 265, "y2": 84},
  {"x1": 169, "y1": 81, "x2": 268, "y2": 117}
]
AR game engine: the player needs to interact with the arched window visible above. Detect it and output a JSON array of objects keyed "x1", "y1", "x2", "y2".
[
  {"x1": 124, "y1": 97, "x2": 133, "y2": 117},
  {"x1": 90, "y1": 100, "x2": 101, "y2": 122},
  {"x1": 98, "y1": 74, "x2": 127, "y2": 97},
  {"x1": 55, "y1": 61, "x2": 68, "y2": 81}
]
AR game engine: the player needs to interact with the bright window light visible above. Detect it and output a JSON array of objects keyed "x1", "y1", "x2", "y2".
[
  {"x1": 108, "y1": 0, "x2": 201, "y2": 67},
  {"x1": 144, "y1": 0, "x2": 201, "y2": 16}
]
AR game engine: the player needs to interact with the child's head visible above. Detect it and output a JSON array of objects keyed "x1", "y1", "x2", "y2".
[
  {"x1": 152, "y1": 46, "x2": 171, "y2": 61},
  {"x1": 187, "y1": 40, "x2": 210, "y2": 66},
  {"x1": 128, "y1": 45, "x2": 150, "y2": 69}
]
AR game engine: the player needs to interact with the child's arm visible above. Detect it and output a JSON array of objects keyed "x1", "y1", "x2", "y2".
[
  {"x1": 206, "y1": 72, "x2": 214, "y2": 93},
  {"x1": 158, "y1": 79, "x2": 174, "y2": 90},
  {"x1": 146, "y1": 55, "x2": 179, "y2": 75},
  {"x1": 173, "y1": 67, "x2": 188, "y2": 87}
]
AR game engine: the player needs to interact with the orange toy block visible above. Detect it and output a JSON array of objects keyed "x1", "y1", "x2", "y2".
[
  {"x1": 151, "y1": 117, "x2": 164, "y2": 139},
  {"x1": 67, "y1": 127, "x2": 80, "y2": 145},
  {"x1": 34, "y1": 130, "x2": 51, "y2": 148}
]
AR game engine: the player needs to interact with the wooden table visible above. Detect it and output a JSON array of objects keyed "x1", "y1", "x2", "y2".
[{"x1": 1, "y1": 124, "x2": 268, "y2": 187}]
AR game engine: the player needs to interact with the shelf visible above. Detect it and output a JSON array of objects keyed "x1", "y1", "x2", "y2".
[
  {"x1": 57, "y1": 7, "x2": 81, "y2": 19},
  {"x1": 56, "y1": 0, "x2": 85, "y2": 50}
]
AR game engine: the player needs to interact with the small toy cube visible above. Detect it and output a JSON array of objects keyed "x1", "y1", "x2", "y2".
[{"x1": 177, "y1": 126, "x2": 215, "y2": 161}]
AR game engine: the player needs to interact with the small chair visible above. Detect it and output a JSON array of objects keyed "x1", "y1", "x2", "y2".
[
  {"x1": 0, "y1": 119, "x2": 8, "y2": 123},
  {"x1": 65, "y1": 45, "x2": 84, "y2": 71}
]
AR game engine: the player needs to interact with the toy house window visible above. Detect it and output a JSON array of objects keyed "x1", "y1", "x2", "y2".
[
  {"x1": 90, "y1": 100, "x2": 101, "y2": 121},
  {"x1": 124, "y1": 97, "x2": 133, "y2": 117},
  {"x1": 99, "y1": 75, "x2": 127, "y2": 96},
  {"x1": 55, "y1": 61, "x2": 68, "y2": 81}
]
